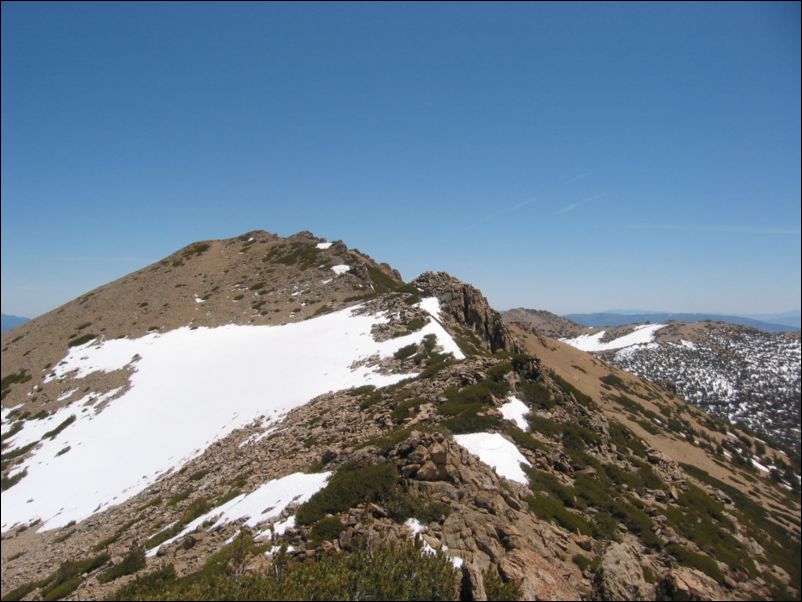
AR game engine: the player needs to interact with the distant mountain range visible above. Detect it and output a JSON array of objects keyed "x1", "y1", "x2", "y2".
[
  {"x1": 564, "y1": 311, "x2": 800, "y2": 333},
  {"x1": 1, "y1": 314, "x2": 29, "y2": 333}
]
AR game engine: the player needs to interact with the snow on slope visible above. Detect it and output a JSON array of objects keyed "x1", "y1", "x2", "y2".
[
  {"x1": 2, "y1": 303, "x2": 463, "y2": 532},
  {"x1": 453, "y1": 432, "x2": 530, "y2": 484},
  {"x1": 146, "y1": 471, "x2": 331, "y2": 556},
  {"x1": 499, "y1": 396, "x2": 529, "y2": 431},
  {"x1": 560, "y1": 323, "x2": 666, "y2": 352},
  {"x1": 416, "y1": 298, "x2": 465, "y2": 360}
]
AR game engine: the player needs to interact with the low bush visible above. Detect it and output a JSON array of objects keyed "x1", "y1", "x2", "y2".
[
  {"x1": 296, "y1": 463, "x2": 397, "y2": 525},
  {"x1": 111, "y1": 535, "x2": 458, "y2": 601},
  {"x1": 665, "y1": 543, "x2": 723, "y2": 584},
  {"x1": 97, "y1": 546, "x2": 146, "y2": 583},
  {"x1": 526, "y1": 493, "x2": 591, "y2": 535},
  {"x1": 68, "y1": 334, "x2": 97, "y2": 347},
  {"x1": 309, "y1": 516, "x2": 344, "y2": 544}
]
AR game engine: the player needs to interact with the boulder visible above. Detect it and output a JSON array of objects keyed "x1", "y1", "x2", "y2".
[
  {"x1": 656, "y1": 567, "x2": 723, "y2": 601},
  {"x1": 592, "y1": 542, "x2": 647, "y2": 601},
  {"x1": 498, "y1": 549, "x2": 580, "y2": 600}
]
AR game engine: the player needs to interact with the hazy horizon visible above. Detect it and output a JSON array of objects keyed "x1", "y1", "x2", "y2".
[{"x1": 2, "y1": 3, "x2": 800, "y2": 318}]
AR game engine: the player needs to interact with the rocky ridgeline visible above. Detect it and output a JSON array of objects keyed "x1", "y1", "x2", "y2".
[{"x1": 413, "y1": 271, "x2": 519, "y2": 354}]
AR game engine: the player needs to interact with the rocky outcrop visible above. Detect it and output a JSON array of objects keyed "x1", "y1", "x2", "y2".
[
  {"x1": 412, "y1": 271, "x2": 520, "y2": 354},
  {"x1": 498, "y1": 549, "x2": 579, "y2": 601},
  {"x1": 592, "y1": 542, "x2": 649, "y2": 601},
  {"x1": 655, "y1": 567, "x2": 723, "y2": 601}
]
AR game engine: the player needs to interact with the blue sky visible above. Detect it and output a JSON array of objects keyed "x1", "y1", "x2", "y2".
[{"x1": 2, "y1": 2, "x2": 800, "y2": 318}]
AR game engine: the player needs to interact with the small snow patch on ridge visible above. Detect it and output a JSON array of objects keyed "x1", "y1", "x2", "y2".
[
  {"x1": 146, "y1": 471, "x2": 331, "y2": 556},
  {"x1": 453, "y1": 432, "x2": 530, "y2": 484},
  {"x1": 500, "y1": 396, "x2": 529, "y2": 431},
  {"x1": 316, "y1": 242, "x2": 333, "y2": 250},
  {"x1": 331, "y1": 265, "x2": 350, "y2": 275}
]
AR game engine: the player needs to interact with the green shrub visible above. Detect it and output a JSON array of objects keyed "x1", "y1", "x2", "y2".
[
  {"x1": 591, "y1": 511, "x2": 619, "y2": 540},
  {"x1": 442, "y1": 412, "x2": 498, "y2": 434},
  {"x1": 68, "y1": 333, "x2": 97, "y2": 347},
  {"x1": 97, "y1": 546, "x2": 146, "y2": 583},
  {"x1": 188, "y1": 468, "x2": 210, "y2": 482},
  {"x1": 111, "y1": 535, "x2": 457, "y2": 601},
  {"x1": 1, "y1": 369, "x2": 31, "y2": 400},
  {"x1": 550, "y1": 373, "x2": 595, "y2": 408},
  {"x1": 526, "y1": 469, "x2": 576, "y2": 507},
  {"x1": 145, "y1": 498, "x2": 209, "y2": 549},
  {"x1": 609, "y1": 422, "x2": 647, "y2": 457},
  {"x1": 518, "y1": 380, "x2": 554, "y2": 409},
  {"x1": 110, "y1": 565, "x2": 177, "y2": 601},
  {"x1": 526, "y1": 494, "x2": 591, "y2": 535},
  {"x1": 1, "y1": 468, "x2": 27, "y2": 490},
  {"x1": 483, "y1": 565, "x2": 521, "y2": 600},
  {"x1": 310, "y1": 516, "x2": 344, "y2": 543},
  {"x1": 503, "y1": 425, "x2": 545, "y2": 453},
  {"x1": 527, "y1": 415, "x2": 561, "y2": 438},
  {"x1": 665, "y1": 543, "x2": 724, "y2": 584},
  {"x1": 394, "y1": 344, "x2": 418, "y2": 360},
  {"x1": 181, "y1": 242, "x2": 209, "y2": 258},
  {"x1": 572, "y1": 554, "x2": 590, "y2": 571},
  {"x1": 37, "y1": 552, "x2": 110, "y2": 601},
  {"x1": 42, "y1": 415, "x2": 76, "y2": 440},
  {"x1": 296, "y1": 463, "x2": 397, "y2": 525}
]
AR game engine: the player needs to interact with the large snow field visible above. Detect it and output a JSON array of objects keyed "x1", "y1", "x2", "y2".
[
  {"x1": 1, "y1": 301, "x2": 463, "y2": 532},
  {"x1": 560, "y1": 324, "x2": 666, "y2": 352}
]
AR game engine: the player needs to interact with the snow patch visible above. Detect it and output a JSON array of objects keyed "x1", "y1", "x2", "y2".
[
  {"x1": 453, "y1": 433, "x2": 530, "y2": 484},
  {"x1": 418, "y1": 298, "x2": 442, "y2": 321},
  {"x1": 499, "y1": 396, "x2": 529, "y2": 431},
  {"x1": 146, "y1": 471, "x2": 330, "y2": 556},
  {"x1": 2, "y1": 305, "x2": 435, "y2": 532},
  {"x1": 331, "y1": 265, "x2": 350, "y2": 275},
  {"x1": 316, "y1": 242, "x2": 333, "y2": 250},
  {"x1": 561, "y1": 324, "x2": 666, "y2": 352}
]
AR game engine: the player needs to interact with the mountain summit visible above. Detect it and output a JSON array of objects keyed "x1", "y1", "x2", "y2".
[{"x1": 1, "y1": 231, "x2": 799, "y2": 601}]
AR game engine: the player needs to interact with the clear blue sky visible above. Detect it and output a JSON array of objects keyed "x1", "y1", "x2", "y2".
[{"x1": 2, "y1": 2, "x2": 800, "y2": 318}]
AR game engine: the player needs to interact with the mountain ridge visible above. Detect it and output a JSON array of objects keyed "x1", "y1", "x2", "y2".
[{"x1": 2, "y1": 230, "x2": 799, "y2": 601}]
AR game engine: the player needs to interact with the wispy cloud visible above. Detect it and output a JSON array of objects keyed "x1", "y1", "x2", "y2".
[
  {"x1": 570, "y1": 172, "x2": 591, "y2": 182},
  {"x1": 556, "y1": 193, "x2": 606, "y2": 214},
  {"x1": 617, "y1": 223, "x2": 801, "y2": 235},
  {"x1": 49, "y1": 256, "x2": 146, "y2": 263},
  {"x1": 486, "y1": 197, "x2": 537, "y2": 219}
]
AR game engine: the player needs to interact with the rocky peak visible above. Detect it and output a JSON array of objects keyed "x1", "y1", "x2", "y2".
[{"x1": 411, "y1": 271, "x2": 519, "y2": 354}]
